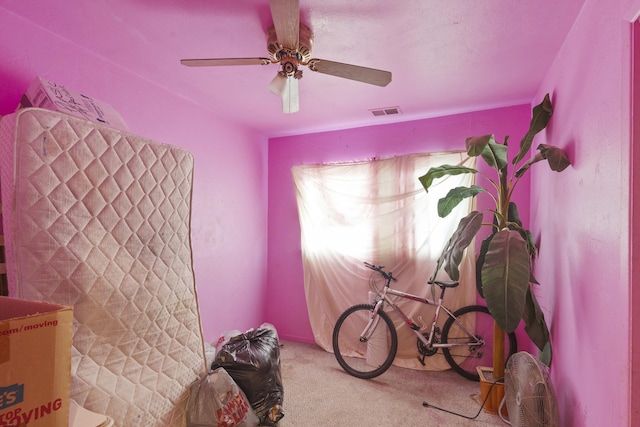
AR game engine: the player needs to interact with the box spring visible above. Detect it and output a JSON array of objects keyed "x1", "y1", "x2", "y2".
[{"x1": 0, "y1": 108, "x2": 207, "y2": 426}]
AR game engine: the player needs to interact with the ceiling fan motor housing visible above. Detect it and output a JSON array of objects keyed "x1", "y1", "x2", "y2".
[{"x1": 267, "y1": 22, "x2": 313, "y2": 63}]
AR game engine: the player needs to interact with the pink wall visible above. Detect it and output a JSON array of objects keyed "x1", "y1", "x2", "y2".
[
  {"x1": 528, "y1": 1, "x2": 640, "y2": 425},
  {"x1": 0, "y1": 9, "x2": 270, "y2": 343},
  {"x1": 5, "y1": 2, "x2": 640, "y2": 425},
  {"x1": 266, "y1": 105, "x2": 533, "y2": 343},
  {"x1": 632, "y1": 19, "x2": 640, "y2": 427}
]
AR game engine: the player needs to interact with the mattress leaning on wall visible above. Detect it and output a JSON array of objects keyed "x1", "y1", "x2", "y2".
[{"x1": 0, "y1": 108, "x2": 208, "y2": 427}]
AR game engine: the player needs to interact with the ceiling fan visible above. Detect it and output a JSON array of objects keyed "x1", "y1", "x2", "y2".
[{"x1": 180, "y1": 0, "x2": 392, "y2": 114}]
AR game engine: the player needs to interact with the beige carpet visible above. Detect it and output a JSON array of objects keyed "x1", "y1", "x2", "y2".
[{"x1": 276, "y1": 339, "x2": 506, "y2": 426}]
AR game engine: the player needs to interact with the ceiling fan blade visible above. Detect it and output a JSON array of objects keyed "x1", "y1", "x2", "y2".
[
  {"x1": 181, "y1": 58, "x2": 272, "y2": 67},
  {"x1": 282, "y1": 76, "x2": 299, "y2": 114},
  {"x1": 307, "y1": 59, "x2": 392, "y2": 87},
  {"x1": 269, "y1": 0, "x2": 300, "y2": 50}
]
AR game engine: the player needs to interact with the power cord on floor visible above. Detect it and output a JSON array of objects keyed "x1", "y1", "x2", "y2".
[{"x1": 422, "y1": 376, "x2": 505, "y2": 421}]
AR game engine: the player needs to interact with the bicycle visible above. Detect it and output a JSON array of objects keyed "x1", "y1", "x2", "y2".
[{"x1": 332, "y1": 262, "x2": 517, "y2": 381}]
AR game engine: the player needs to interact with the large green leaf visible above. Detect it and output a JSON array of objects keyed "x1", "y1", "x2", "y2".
[
  {"x1": 466, "y1": 134, "x2": 494, "y2": 156},
  {"x1": 513, "y1": 93, "x2": 553, "y2": 166},
  {"x1": 522, "y1": 287, "x2": 551, "y2": 358},
  {"x1": 482, "y1": 139, "x2": 509, "y2": 170},
  {"x1": 431, "y1": 210, "x2": 483, "y2": 282},
  {"x1": 524, "y1": 229, "x2": 537, "y2": 260},
  {"x1": 506, "y1": 202, "x2": 537, "y2": 258},
  {"x1": 418, "y1": 164, "x2": 477, "y2": 192},
  {"x1": 538, "y1": 144, "x2": 571, "y2": 172},
  {"x1": 476, "y1": 214, "x2": 501, "y2": 298},
  {"x1": 506, "y1": 202, "x2": 523, "y2": 227},
  {"x1": 539, "y1": 341, "x2": 553, "y2": 367},
  {"x1": 481, "y1": 229, "x2": 531, "y2": 332},
  {"x1": 515, "y1": 152, "x2": 544, "y2": 178},
  {"x1": 437, "y1": 185, "x2": 485, "y2": 217},
  {"x1": 515, "y1": 143, "x2": 571, "y2": 178},
  {"x1": 475, "y1": 233, "x2": 495, "y2": 298},
  {"x1": 466, "y1": 135, "x2": 508, "y2": 170}
]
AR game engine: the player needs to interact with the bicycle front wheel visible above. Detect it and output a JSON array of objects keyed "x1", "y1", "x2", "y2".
[
  {"x1": 332, "y1": 304, "x2": 398, "y2": 379},
  {"x1": 441, "y1": 305, "x2": 517, "y2": 381}
]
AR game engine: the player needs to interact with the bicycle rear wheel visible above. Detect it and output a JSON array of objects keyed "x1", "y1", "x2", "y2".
[
  {"x1": 332, "y1": 304, "x2": 398, "y2": 379},
  {"x1": 441, "y1": 305, "x2": 517, "y2": 381}
]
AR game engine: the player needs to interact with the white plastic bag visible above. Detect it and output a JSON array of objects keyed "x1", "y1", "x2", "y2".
[
  {"x1": 187, "y1": 368, "x2": 259, "y2": 427},
  {"x1": 204, "y1": 341, "x2": 217, "y2": 370}
]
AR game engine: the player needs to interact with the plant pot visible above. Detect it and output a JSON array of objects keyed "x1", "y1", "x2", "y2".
[{"x1": 477, "y1": 366, "x2": 508, "y2": 417}]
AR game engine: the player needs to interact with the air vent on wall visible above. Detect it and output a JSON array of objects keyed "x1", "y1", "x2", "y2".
[{"x1": 370, "y1": 106, "x2": 401, "y2": 116}]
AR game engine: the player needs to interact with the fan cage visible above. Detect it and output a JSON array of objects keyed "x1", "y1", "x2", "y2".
[{"x1": 504, "y1": 352, "x2": 559, "y2": 427}]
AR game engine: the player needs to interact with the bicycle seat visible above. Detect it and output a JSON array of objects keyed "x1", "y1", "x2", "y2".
[{"x1": 428, "y1": 280, "x2": 460, "y2": 289}]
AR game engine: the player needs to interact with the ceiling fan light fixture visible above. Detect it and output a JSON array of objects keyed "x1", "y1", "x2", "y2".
[{"x1": 269, "y1": 73, "x2": 287, "y2": 97}]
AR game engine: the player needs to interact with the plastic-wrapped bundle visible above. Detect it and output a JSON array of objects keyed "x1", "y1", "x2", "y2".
[
  {"x1": 186, "y1": 367, "x2": 259, "y2": 427},
  {"x1": 212, "y1": 323, "x2": 284, "y2": 426}
]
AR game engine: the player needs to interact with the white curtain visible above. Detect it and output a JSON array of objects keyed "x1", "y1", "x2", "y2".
[{"x1": 292, "y1": 151, "x2": 477, "y2": 371}]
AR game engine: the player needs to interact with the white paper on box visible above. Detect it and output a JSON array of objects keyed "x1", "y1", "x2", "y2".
[{"x1": 20, "y1": 77, "x2": 129, "y2": 131}]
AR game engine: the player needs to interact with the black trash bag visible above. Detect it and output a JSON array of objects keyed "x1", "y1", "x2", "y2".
[{"x1": 212, "y1": 323, "x2": 284, "y2": 426}]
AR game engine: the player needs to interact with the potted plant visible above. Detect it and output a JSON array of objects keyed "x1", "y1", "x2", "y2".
[{"x1": 418, "y1": 93, "x2": 570, "y2": 382}]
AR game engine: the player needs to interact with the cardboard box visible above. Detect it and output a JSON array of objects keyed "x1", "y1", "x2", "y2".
[
  {"x1": 19, "y1": 76, "x2": 129, "y2": 131},
  {"x1": 0, "y1": 297, "x2": 73, "y2": 427}
]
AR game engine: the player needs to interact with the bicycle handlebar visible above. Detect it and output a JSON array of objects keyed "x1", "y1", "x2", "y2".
[{"x1": 363, "y1": 262, "x2": 397, "y2": 281}]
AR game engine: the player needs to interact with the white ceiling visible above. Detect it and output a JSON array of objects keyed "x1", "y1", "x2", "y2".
[{"x1": 4, "y1": 0, "x2": 586, "y2": 137}]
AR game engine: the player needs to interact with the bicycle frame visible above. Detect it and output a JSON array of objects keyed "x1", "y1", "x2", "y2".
[{"x1": 366, "y1": 273, "x2": 483, "y2": 352}]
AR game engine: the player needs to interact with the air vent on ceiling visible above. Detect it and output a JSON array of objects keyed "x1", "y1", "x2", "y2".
[{"x1": 370, "y1": 106, "x2": 401, "y2": 116}]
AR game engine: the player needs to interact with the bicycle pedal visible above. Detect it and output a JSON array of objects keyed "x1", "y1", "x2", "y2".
[{"x1": 417, "y1": 355, "x2": 426, "y2": 366}]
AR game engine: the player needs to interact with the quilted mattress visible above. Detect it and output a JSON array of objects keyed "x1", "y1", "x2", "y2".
[{"x1": 0, "y1": 108, "x2": 207, "y2": 426}]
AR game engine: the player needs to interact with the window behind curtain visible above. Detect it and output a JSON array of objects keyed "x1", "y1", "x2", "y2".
[{"x1": 292, "y1": 151, "x2": 477, "y2": 371}]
